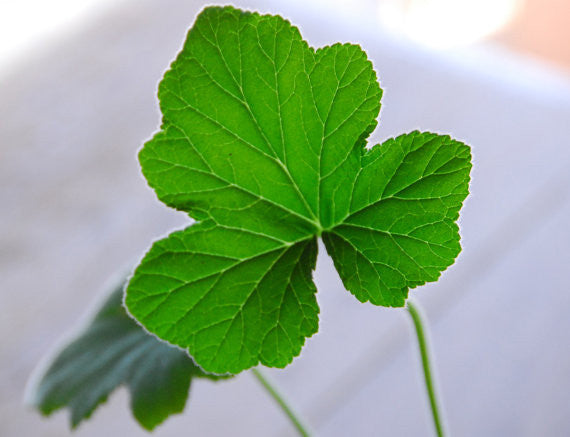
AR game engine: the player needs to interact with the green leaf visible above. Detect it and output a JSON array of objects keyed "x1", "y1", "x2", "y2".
[
  {"x1": 126, "y1": 6, "x2": 471, "y2": 374},
  {"x1": 323, "y1": 131, "x2": 471, "y2": 307},
  {"x1": 128, "y1": 221, "x2": 319, "y2": 374},
  {"x1": 28, "y1": 281, "x2": 226, "y2": 430}
]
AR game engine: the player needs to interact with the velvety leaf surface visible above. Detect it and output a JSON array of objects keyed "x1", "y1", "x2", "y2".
[
  {"x1": 126, "y1": 6, "x2": 471, "y2": 375},
  {"x1": 323, "y1": 131, "x2": 471, "y2": 307},
  {"x1": 28, "y1": 282, "x2": 224, "y2": 430},
  {"x1": 128, "y1": 221, "x2": 319, "y2": 374}
]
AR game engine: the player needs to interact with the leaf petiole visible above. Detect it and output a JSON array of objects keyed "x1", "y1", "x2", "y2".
[
  {"x1": 252, "y1": 368, "x2": 312, "y2": 436},
  {"x1": 407, "y1": 299, "x2": 447, "y2": 437}
]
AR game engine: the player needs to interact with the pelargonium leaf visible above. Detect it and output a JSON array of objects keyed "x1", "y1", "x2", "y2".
[
  {"x1": 27, "y1": 281, "x2": 226, "y2": 430},
  {"x1": 126, "y1": 5, "x2": 471, "y2": 375},
  {"x1": 323, "y1": 131, "x2": 471, "y2": 307},
  {"x1": 128, "y1": 221, "x2": 318, "y2": 374}
]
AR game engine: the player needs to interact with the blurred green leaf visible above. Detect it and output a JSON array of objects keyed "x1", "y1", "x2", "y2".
[{"x1": 28, "y1": 281, "x2": 227, "y2": 431}]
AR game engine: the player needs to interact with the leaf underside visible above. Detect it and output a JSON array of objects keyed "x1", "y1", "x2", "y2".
[
  {"x1": 29, "y1": 282, "x2": 226, "y2": 431},
  {"x1": 126, "y1": 6, "x2": 472, "y2": 375}
]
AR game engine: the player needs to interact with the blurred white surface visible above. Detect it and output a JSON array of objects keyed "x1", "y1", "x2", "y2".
[
  {"x1": 1, "y1": 0, "x2": 570, "y2": 436},
  {"x1": 0, "y1": 0, "x2": 118, "y2": 72}
]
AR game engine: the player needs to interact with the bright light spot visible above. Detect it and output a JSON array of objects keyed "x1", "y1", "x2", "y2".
[
  {"x1": 378, "y1": 0, "x2": 522, "y2": 49},
  {"x1": 0, "y1": 0, "x2": 116, "y2": 70}
]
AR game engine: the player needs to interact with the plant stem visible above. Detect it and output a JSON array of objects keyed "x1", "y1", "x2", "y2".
[
  {"x1": 252, "y1": 367, "x2": 312, "y2": 437},
  {"x1": 407, "y1": 299, "x2": 446, "y2": 437}
]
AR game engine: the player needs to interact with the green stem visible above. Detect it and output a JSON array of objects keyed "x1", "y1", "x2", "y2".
[
  {"x1": 252, "y1": 367, "x2": 312, "y2": 437},
  {"x1": 407, "y1": 299, "x2": 447, "y2": 437}
]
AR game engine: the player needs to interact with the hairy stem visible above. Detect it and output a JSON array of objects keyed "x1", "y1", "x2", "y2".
[
  {"x1": 407, "y1": 299, "x2": 447, "y2": 437},
  {"x1": 252, "y1": 367, "x2": 312, "y2": 436}
]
